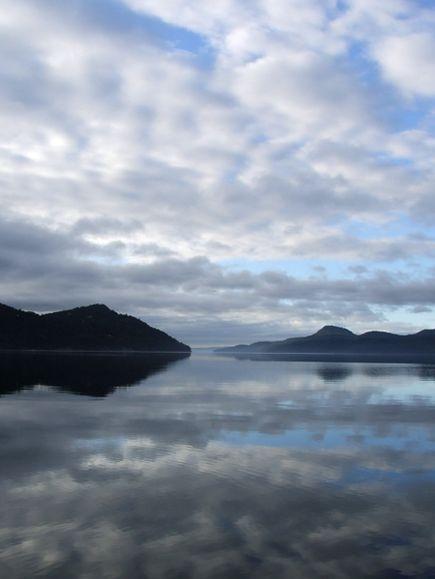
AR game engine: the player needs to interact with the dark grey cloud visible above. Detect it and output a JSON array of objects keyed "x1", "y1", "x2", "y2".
[{"x1": 2, "y1": 213, "x2": 435, "y2": 344}]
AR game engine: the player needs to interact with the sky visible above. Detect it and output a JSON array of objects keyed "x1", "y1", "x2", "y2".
[{"x1": 2, "y1": 0, "x2": 435, "y2": 346}]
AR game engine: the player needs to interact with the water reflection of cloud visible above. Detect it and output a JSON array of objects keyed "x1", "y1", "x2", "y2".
[
  {"x1": 2, "y1": 356, "x2": 435, "y2": 577},
  {"x1": 2, "y1": 441, "x2": 435, "y2": 578}
]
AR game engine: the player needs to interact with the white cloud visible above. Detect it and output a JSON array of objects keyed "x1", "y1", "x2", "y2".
[
  {"x1": 1, "y1": 0, "x2": 435, "y2": 342},
  {"x1": 374, "y1": 33, "x2": 435, "y2": 98}
]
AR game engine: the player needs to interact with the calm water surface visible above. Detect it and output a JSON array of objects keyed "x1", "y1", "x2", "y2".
[{"x1": 1, "y1": 351, "x2": 435, "y2": 578}]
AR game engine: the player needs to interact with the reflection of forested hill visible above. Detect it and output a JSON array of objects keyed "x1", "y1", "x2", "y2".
[{"x1": 0, "y1": 352, "x2": 190, "y2": 397}]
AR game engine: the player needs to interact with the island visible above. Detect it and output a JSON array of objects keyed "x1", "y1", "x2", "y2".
[
  {"x1": 0, "y1": 303, "x2": 191, "y2": 353},
  {"x1": 215, "y1": 325, "x2": 435, "y2": 357}
]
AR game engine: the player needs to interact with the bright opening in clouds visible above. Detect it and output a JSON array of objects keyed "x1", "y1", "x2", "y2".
[{"x1": 2, "y1": 0, "x2": 435, "y2": 345}]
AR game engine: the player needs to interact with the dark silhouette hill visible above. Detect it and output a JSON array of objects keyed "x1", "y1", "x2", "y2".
[
  {"x1": 0, "y1": 303, "x2": 190, "y2": 352},
  {"x1": 0, "y1": 351, "x2": 189, "y2": 397},
  {"x1": 215, "y1": 325, "x2": 435, "y2": 357}
]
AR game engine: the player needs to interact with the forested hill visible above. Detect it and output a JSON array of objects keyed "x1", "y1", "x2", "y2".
[
  {"x1": 216, "y1": 325, "x2": 435, "y2": 356},
  {"x1": 0, "y1": 303, "x2": 190, "y2": 352}
]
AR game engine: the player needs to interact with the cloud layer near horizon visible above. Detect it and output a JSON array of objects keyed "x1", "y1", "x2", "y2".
[{"x1": 2, "y1": 0, "x2": 435, "y2": 344}]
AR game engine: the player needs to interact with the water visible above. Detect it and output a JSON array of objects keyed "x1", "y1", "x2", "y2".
[{"x1": 1, "y1": 351, "x2": 435, "y2": 578}]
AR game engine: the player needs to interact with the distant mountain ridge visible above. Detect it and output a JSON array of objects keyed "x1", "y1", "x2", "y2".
[
  {"x1": 216, "y1": 325, "x2": 435, "y2": 356},
  {"x1": 0, "y1": 303, "x2": 190, "y2": 352}
]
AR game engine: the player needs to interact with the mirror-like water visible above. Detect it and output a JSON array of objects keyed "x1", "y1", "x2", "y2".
[{"x1": 1, "y1": 351, "x2": 435, "y2": 578}]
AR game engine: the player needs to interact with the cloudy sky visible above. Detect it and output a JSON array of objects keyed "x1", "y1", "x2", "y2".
[{"x1": 2, "y1": 0, "x2": 435, "y2": 345}]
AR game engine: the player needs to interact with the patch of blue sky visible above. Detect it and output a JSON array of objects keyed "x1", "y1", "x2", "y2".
[
  {"x1": 384, "y1": 101, "x2": 432, "y2": 132},
  {"x1": 387, "y1": 307, "x2": 435, "y2": 329},
  {"x1": 341, "y1": 215, "x2": 435, "y2": 240},
  {"x1": 375, "y1": 84, "x2": 433, "y2": 133},
  {"x1": 328, "y1": 0, "x2": 349, "y2": 19},
  {"x1": 414, "y1": 0, "x2": 435, "y2": 10},
  {"x1": 220, "y1": 250, "x2": 435, "y2": 278},
  {"x1": 345, "y1": 37, "x2": 433, "y2": 133},
  {"x1": 221, "y1": 258, "x2": 348, "y2": 278},
  {"x1": 346, "y1": 39, "x2": 379, "y2": 83},
  {"x1": 61, "y1": 0, "x2": 213, "y2": 64},
  {"x1": 372, "y1": 153, "x2": 416, "y2": 169},
  {"x1": 394, "y1": 215, "x2": 435, "y2": 236},
  {"x1": 339, "y1": 220, "x2": 387, "y2": 240}
]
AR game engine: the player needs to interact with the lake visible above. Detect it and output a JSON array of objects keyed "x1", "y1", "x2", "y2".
[{"x1": 1, "y1": 351, "x2": 435, "y2": 578}]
